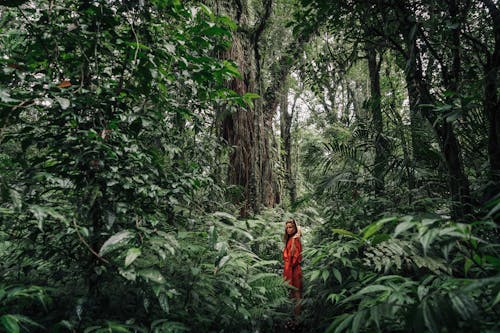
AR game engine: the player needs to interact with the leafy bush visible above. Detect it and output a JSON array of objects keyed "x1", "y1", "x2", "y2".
[
  {"x1": 0, "y1": 1, "x2": 291, "y2": 332},
  {"x1": 303, "y1": 213, "x2": 500, "y2": 333},
  {"x1": 0, "y1": 285, "x2": 49, "y2": 333}
]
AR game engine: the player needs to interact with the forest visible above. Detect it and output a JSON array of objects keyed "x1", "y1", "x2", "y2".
[{"x1": 0, "y1": 0, "x2": 499, "y2": 332}]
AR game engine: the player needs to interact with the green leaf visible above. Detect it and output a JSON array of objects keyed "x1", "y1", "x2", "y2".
[
  {"x1": 0, "y1": 315, "x2": 19, "y2": 333},
  {"x1": 310, "y1": 270, "x2": 321, "y2": 281},
  {"x1": 417, "y1": 285, "x2": 429, "y2": 301},
  {"x1": 419, "y1": 228, "x2": 439, "y2": 256},
  {"x1": 322, "y1": 270, "x2": 330, "y2": 282},
  {"x1": 370, "y1": 233, "x2": 390, "y2": 245},
  {"x1": 356, "y1": 285, "x2": 392, "y2": 295},
  {"x1": 222, "y1": 60, "x2": 241, "y2": 78},
  {"x1": 138, "y1": 269, "x2": 166, "y2": 284},
  {"x1": 204, "y1": 26, "x2": 230, "y2": 37},
  {"x1": 422, "y1": 301, "x2": 439, "y2": 333},
  {"x1": 29, "y1": 205, "x2": 68, "y2": 230},
  {"x1": 362, "y1": 217, "x2": 397, "y2": 240},
  {"x1": 124, "y1": 248, "x2": 141, "y2": 267},
  {"x1": 107, "y1": 322, "x2": 131, "y2": 332},
  {"x1": 217, "y1": 255, "x2": 231, "y2": 270},
  {"x1": 492, "y1": 290, "x2": 500, "y2": 307},
  {"x1": 8, "y1": 189, "x2": 22, "y2": 209},
  {"x1": 218, "y1": 16, "x2": 237, "y2": 30},
  {"x1": 394, "y1": 221, "x2": 415, "y2": 237},
  {"x1": 332, "y1": 228, "x2": 359, "y2": 239},
  {"x1": 450, "y1": 293, "x2": 476, "y2": 320},
  {"x1": 158, "y1": 293, "x2": 169, "y2": 313},
  {"x1": 433, "y1": 104, "x2": 452, "y2": 112},
  {"x1": 370, "y1": 306, "x2": 381, "y2": 331},
  {"x1": 243, "y1": 92, "x2": 260, "y2": 100},
  {"x1": 151, "y1": 320, "x2": 189, "y2": 332},
  {"x1": 325, "y1": 313, "x2": 352, "y2": 333},
  {"x1": 99, "y1": 230, "x2": 134, "y2": 256},
  {"x1": 351, "y1": 310, "x2": 364, "y2": 333},
  {"x1": 362, "y1": 222, "x2": 381, "y2": 240},
  {"x1": 199, "y1": 3, "x2": 214, "y2": 18},
  {"x1": 332, "y1": 268, "x2": 342, "y2": 283},
  {"x1": 445, "y1": 110, "x2": 461, "y2": 122},
  {"x1": 248, "y1": 272, "x2": 278, "y2": 283},
  {"x1": 327, "y1": 293, "x2": 340, "y2": 304},
  {"x1": 165, "y1": 43, "x2": 176, "y2": 54},
  {"x1": 118, "y1": 268, "x2": 137, "y2": 281}
]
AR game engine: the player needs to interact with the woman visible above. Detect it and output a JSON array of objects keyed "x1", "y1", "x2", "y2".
[{"x1": 283, "y1": 219, "x2": 302, "y2": 317}]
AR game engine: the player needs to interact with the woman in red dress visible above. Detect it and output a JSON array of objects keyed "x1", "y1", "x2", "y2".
[{"x1": 283, "y1": 219, "x2": 302, "y2": 316}]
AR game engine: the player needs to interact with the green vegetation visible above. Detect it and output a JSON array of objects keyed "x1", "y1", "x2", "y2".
[{"x1": 1, "y1": 0, "x2": 499, "y2": 332}]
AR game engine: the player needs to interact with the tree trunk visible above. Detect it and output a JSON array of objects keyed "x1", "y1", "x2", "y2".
[
  {"x1": 221, "y1": 29, "x2": 259, "y2": 215},
  {"x1": 214, "y1": 0, "x2": 259, "y2": 215},
  {"x1": 366, "y1": 44, "x2": 386, "y2": 195},
  {"x1": 280, "y1": 79, "x2": 297, "y2": 206},
  {"x1": 217, "y1": 0, "x2": 311, "y2": 215},
  {"x1": 414, "y1": 56, "x2": 471, "y2": 220},
  {"x1": 393, "y1": 4, "x2": 471, "y2": 220}
]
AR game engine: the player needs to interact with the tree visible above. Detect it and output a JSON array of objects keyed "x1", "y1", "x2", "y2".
[
  {"x1": 214, "y1": 0, "x2": 313, "y2": 215},
  {"x1": 300, "y1": 0, "x2": 479, "y2": 220}
]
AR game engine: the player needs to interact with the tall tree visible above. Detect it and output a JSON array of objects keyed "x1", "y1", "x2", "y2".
[
  {"x1": 390, "y1": 0, "x2": 472, "y2": 219},
  {"x1": 215, "y1": 0, "x2": 312, "y2": 215},
  {"x1": 280, "y1": 77, "x2": 300, "y2": 205},
  {"x1": 366, "y1": 43, "x2": 386, "y2": 194},
  {"x1": 299, "y1": 0, "x2": 478, "y2": 219}
]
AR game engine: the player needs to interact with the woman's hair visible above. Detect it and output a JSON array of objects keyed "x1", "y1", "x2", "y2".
[{"x1": 283, "y1": 219, "x2": 298, "y2": 244}]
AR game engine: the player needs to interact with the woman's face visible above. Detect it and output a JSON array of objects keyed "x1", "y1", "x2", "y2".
[{"x1": 286, "y1": 222, "x2": 296, "y2": 235}]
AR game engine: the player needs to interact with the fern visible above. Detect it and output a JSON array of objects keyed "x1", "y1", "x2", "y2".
[{"x1": 304, "y1": 214, "x2": 500, "y2": 333}]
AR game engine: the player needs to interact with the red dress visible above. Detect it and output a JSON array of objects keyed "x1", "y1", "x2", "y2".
[{"x1": 283, "y1": 237, "x2": 302, "y2": 291}]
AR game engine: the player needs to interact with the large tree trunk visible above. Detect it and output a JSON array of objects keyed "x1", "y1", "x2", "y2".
[
  {"x1": 216, "y1": 0, "x2": 276, "y2": 215},
  {"x1": 217, "y1": 0, "x2": 311, "y2": 215},
  {"x1": 221, "y1": 29, "x2": 259, "y2": 215}
]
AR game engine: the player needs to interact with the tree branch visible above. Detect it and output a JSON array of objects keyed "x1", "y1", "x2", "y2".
[
  {"x1": 253, "y1": 0, "x2": 273, "y2": 42},
  {"x1": 263, "y1": 28, "x2": 315, "y2": 115}
]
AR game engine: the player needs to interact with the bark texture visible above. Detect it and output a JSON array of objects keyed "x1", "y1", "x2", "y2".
[{"x1": 216, "y1": 0, "x2": 311, "y2": 215}]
